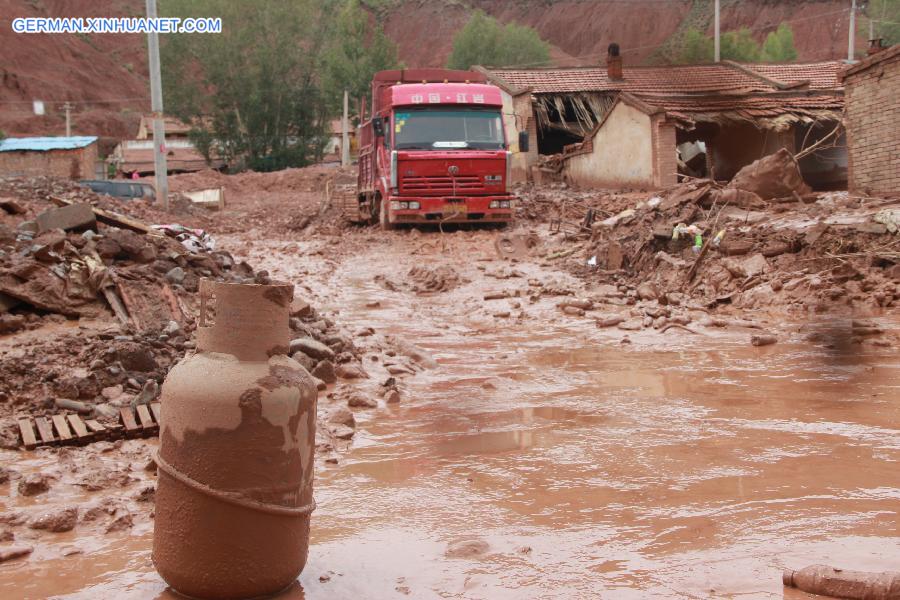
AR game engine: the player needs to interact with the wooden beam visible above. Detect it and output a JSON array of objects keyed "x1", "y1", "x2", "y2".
[
  {"x1": 52, "y1": 415, "x2": 73, "y2": 443},
  {"x1": 34, "y1": 417, "x2": 55, "y2": 445},
  {"x1": 66, "y1": 414, "x2": 91, "y2": 441},
  {"x1": 18, "y1": 419, "x2": 37, "y2": 450}
]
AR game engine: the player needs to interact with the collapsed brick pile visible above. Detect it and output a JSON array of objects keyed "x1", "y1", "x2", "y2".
[
  {"x1": 517, "y1": 151, "x2": 900, "y2": 316},
  {"x1": 0, "y1": 175, "x2": 364, "y2": 448}
]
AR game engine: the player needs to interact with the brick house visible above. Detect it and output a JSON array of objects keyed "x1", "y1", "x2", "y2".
[
  {"x1": 0, "y1": 136, "x2": 98, "y2": 179},
  {"x1": 840, "y1": 44, "x2": 900, "y2": 196},
  {"x1": 478, "y1": 52, "x2": 845, "y2": 190}
]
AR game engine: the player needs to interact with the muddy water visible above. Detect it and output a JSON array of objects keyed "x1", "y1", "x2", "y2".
[{"x1": 3, "y1": 231, "x2": 899, "y2": 599}]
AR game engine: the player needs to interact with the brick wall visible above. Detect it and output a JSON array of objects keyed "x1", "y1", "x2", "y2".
[
  {"x1": 843, "y1": 52, "x2": 900, "y2": 195},
  {"x1": 0, "y1": 144, "x2": 97, "y2": 179},
  {"x1": 652, "y1": 117, "x2": 678, "y2": 188}
]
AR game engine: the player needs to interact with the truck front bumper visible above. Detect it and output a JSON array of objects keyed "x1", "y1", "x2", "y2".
[{"x1": 387, "y1": 196, "x2": 514, "y2": 224}]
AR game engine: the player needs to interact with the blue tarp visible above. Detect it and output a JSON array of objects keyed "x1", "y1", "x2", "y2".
[{"x1": 0, "y1": 136, "x2": 98, "y2": 152}]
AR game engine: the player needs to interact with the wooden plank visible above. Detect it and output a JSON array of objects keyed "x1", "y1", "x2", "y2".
[
  {"x1": 52, "y1": 415, "x2": 73, "y2": 442},
  {"x1": 49, "y1": 195, "x2": 151, "y2": 233},
  {"x1": 150, "y1": 402, "x2": 162, "y2": 425},
  {"x1": 136, "y1": 404, "x2": 155, "y2": 430},
  {"x1": 119, "y1": 407, "x2": 140, "y2": 435},
  {"x1": 84, "y1": 419, "x2": 106, "y2": 434},
  {"x1": 66, "y1": 414, "x2": 90, "y2": 440},
  {"x1": 18, "y1": 419, "x2": 37, "y2": 450},
  {"x1": 34, "y1": 417, "x2": 55, "y2": 444}
]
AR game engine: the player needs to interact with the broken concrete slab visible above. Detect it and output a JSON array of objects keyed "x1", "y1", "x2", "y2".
[{"x1": 35, "y1": 203, "x2": 96, "y2": 233}]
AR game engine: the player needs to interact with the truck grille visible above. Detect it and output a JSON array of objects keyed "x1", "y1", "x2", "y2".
[{"x1": 401, "y1": 175, "x2": 485, "y2": 194}]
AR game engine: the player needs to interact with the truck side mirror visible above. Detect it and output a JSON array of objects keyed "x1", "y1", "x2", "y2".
[
  {"x1": 372, "y1": 116, "x2": 384, "y2": 138},
  {"x1": 518, "y1": 131, "x2": 529, "y2": 153}
]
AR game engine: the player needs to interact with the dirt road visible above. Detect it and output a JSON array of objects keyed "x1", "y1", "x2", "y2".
[{"x1": 2, "y1": 217, "x2": 897, "y2": 599}]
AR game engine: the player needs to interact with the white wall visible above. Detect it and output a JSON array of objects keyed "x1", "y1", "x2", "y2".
[{"x1": 563, "y1": 102, "x2": 654, "y2": 188}]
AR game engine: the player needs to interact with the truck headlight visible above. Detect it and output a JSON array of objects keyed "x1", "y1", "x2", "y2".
[
  {"x1": 400, "y1": 202, "x2": 409, "y2": 209},
  {"x1": 500, "y1": 200, "x2": 511, "y2": 208},
  {"x1": 390, "y1": 201, "x2": 400, "y2": 210},
  {"x1": 408, "y1": 201, "x2": 420, "y2": 209},
  {"x1": 490, "y1": 201, "x2": 499, "y2": 208}
]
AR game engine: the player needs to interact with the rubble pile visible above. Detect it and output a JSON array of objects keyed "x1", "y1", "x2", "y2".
[
  {"x1": 0, "y1": 175, "x2": 364, "y2": 449},
  {"x1": 517, "y1": 151, "x2": 899, "y2": 319}
]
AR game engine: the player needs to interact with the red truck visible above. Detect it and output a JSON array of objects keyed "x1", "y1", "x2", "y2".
[{"x1": 349, "y1": 69, "x2": 527, "y2": 229}]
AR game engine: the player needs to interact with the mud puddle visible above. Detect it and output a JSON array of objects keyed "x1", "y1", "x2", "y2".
[{"x1": 2, "y1": 230, "x2": 898, "y2": 599}]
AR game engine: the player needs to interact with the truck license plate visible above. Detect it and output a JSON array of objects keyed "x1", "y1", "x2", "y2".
[{"x1": 443, "y1": 204, "x2": 467, "y2": 216}]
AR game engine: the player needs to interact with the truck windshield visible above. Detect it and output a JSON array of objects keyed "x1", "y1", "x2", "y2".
[{"x1": 393, "y1": 109, "x2": 504, "y2": 150}]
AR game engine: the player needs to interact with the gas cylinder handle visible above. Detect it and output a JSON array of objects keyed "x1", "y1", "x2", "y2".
[{"x1": 154, "y1": 451, "x2": 315, "y2": 518}]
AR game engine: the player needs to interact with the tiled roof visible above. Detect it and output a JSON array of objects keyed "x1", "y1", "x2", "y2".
[
  {"x1": 484, "y1": 61, "x2": 844, "y2": 121},
  {"x1": 739, "y1": 61, "x2": 844, "y2": 89},
  {"x1": 641, "y1": 92, "x2": 844, "y2": 120},
  {"x1": 0, "y1": 136, "x2": 98, "y2": 152},
  {"x1": 487, "y1": 61, "x2": 843, "y2": 96}
]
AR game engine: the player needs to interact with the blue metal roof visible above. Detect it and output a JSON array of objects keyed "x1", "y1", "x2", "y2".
[{"x1": 0, "y1": 136, "x2": 98, "y2": 152}]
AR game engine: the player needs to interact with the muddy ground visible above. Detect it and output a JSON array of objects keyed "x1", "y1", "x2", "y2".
[{"x1": 0, "y1": 166, "x2": 898, "y2": 599}]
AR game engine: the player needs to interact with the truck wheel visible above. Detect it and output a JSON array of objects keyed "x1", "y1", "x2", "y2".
[{"x1": 379, "y1": 198, "x2": 394, "y2": 230}]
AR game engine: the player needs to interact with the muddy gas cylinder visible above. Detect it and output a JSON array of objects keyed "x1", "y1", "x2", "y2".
[{"x1": 153, "y1": 279, "x2": 317, "y2": 599}]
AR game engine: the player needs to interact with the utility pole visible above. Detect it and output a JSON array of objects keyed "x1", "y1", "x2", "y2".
[
  {"x1": 341, "y1": 90, "x2": 350, "y2": 168},
  {"x1": 146, "y1": 0, "x2": 169, "y2": 210},
  {"x1": 848, "y1": 0, "x2": 857, "y2": 63},
  {"x1": 714, "y1": 0, "x2": 721, "y2": 62},
  {"x1": 62, "y1": 102, "x2": 74, "y2": 137}
]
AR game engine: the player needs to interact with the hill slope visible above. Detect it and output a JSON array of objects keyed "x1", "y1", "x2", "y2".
[{"x1": 0, "y1": 0, "x2": 857, "y2": 142}]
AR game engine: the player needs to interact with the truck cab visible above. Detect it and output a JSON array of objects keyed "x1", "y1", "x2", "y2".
[{"x1": 355, "y1": 69, "x2": 526, "y2": 229}]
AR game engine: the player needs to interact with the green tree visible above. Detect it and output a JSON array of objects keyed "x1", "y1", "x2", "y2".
[
  {"x1": 863, "y1": 0, "x2": 900, "y2": 46},
  {"x1": 761, "y1": 23, "x2": 798, "y2": 62},
  {"x1": 447, "y1": 10, "x2": 550, "y2": 69},
  {"x1": 720, "y1": 28, "x2": 761, "y2": 62},
  {"x1": 161, "y1": 0, "x2": 330, "y2": 171},
  {"x1": 678, "y1": 27, "x2": 714, "y2": 63},
  {"x1": 321, "y1": 0, "x2": 401, "y2": 116}
]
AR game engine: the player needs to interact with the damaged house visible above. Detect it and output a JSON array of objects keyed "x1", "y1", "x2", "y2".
[{"x1": 477, "y1": 46, "x2": 846, "y2": 190}]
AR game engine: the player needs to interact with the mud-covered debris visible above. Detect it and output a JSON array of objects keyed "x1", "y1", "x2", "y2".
[
  {"x1": 0, "y1": 466, "x2": 13, "y2": 484},
  {"x1": 105, "y1": 508, "x2": 133, "y2": 533},
  {"x1": 346, "y1": 392, "x2": 377, "y2": 409},
  {"x1": 751, "y1": 333, "x2": 777, "y2": 346},
  {"x1": 289, "y1": 337, "x2": 335, "y2": 361},
  {"x1": 29, "y1": 507, "x2": 78, "y2": 533},
  {"x1": 445, "y1": 538, "x2": 490, "y2": 559},
  {"x1": 326, "y1": 406, "x2": 355, "y2": 428},
  {"x1": 311, "y1": 360, "x2": 337, "y2": 383},
  {"x1": 0, "y1": 545, "x2": 33, "y2": 563},
  {"x1": 17, "y1": 473, "x2": 52, "y2": 496},
  {"x1": 335, "y1": 363, "x2": 367, "y2": 379}
]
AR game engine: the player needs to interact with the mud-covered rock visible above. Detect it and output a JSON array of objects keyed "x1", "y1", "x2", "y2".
[
  {"x1": 326, "y1": 406, "x2": 356, "y2": 428},
  {"x1": 28, "y1": 507, "x2": 78, "y2": 532},
  {"x1": 311, "y1": 360, "x2": 336, "y2": 384},
  {"x1": 347, "y1": 393, "x2": 377, "y2": 409},
  {"x1": 289, "y1": 337, "x2": 334, "y2": 361},
  {"x1": 335, "y1": 363, "x2": 367, "y2": 379},
  {"x1": 445, "y1": 538, "x2": 490, "y2": 558},
  {"x1": 17, "y1": 473, "x2": 52, "y2": 496},
  {"x1": 114, "y1": 342, "x2": 158, "y2": 372}
]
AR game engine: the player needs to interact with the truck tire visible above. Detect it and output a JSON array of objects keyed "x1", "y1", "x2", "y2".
[{"x1": 378, "y1": 198, "x2": 394, "y2": 230}]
